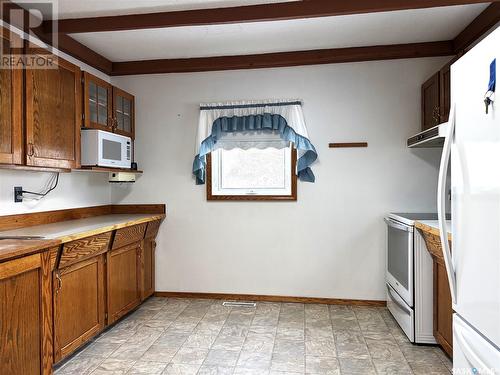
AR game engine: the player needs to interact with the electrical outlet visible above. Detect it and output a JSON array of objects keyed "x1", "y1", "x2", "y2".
[{"x1": 14, "y1": 186, "x2": 23, "y2": 203}]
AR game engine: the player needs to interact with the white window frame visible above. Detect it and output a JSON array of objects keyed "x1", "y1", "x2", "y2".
[{"x1": 207, "y1": 137, "x2": 296, "y2": 200}]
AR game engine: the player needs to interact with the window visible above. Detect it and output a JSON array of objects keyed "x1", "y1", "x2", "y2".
[{"x1": 206, "y1": 135, "x2": 297, "y2": 201}]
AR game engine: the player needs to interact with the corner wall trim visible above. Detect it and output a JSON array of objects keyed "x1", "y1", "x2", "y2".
[{"x1": 154, "y1": 291, "x2": 386, "y2": 307}]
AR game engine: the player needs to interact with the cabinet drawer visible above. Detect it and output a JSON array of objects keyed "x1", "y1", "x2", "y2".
[
  {"x1": 59, "y1": 232, "x2": 112, "y2": 268},
  {"x1": 145, "y1": 220, "x2": 161, "y2": 239},
  {"x1": 112, "y1": 223, "x2": 147, "y2": 249}
]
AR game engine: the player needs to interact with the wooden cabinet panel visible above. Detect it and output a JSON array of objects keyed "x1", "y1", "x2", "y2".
[
  {"x1": 421, "y1": 72, "x2": 440, "y2": 131},
  {"x1": 112, "y1": 87, "x2": 135, "y2": 140},
  {"x1": 0, "y1": 252, "x2": 53, "y2": 375},
  {"x1": 53, "y1": 255, "x2": 105, "y2": 362},
  {"x1": 439, "y1": 62, "x2": 451, "y2": 124},
  {"x1": 59, "y1": 232, "x2": 111, "y2": 268},
  {"x1": 141, "y1": 239, "x2": 155, "y2": 300},
  {"x1": 434, "y1": 259, "x2": 453, "y2": 357},
  {"x1": 418, "y1": 228, "x2": 453, "y2": 358},
  {"x1": 112, "y1": 223, "x2": 146, "y2": 250},
  {"x1": 145, "y1": 220, "x2": 161, "y2": 239},
  {"x1": 25, "y1": 52, "x2": 82, "y2": 169},
  {"x1": 0, "y1": 27, "x2": 23, "y2": 165},
  {"x1": 83, "y1": 72, "x2": 113, "y2": 131},
  {"x1": 107, "y1": 242, "x2": 141, "y2": 324}
]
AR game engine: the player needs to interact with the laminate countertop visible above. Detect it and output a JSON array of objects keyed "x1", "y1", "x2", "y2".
[
  {"x1": 0, "y1": 214, "x2": 164, "y2": 262},
  {"x1": 415, "y1": 220, "x2": 452, "y2": 241}
]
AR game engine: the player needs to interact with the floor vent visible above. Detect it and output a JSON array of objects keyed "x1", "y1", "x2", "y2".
[{"x1": 222, "y1": 301, "x2": 257, "y2": 308}]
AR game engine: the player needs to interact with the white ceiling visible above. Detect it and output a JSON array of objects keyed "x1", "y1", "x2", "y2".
[{"x1": 69, "y1": 4, "x2": 489, "y2": 61}]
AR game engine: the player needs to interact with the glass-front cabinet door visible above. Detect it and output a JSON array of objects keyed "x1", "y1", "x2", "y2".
[
  {"x1": 112, "y1": 87, "x2": 135, "y2": 139},
  {"x1": 83, "y1": 72, "x2": 113, "y2": 131}
]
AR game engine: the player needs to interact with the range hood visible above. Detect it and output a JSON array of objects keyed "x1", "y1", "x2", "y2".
[{"x1": 407, "y1": 122, "x2": 449, "y2": 148}]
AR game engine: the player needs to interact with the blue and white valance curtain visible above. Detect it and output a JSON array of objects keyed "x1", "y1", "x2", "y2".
[{"x1": 192, "y1": 99, "x2": 318, "y2": 184}]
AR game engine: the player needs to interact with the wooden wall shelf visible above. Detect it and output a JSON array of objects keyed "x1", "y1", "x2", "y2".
[
  {"x1": 74, "y1": 167, "x2": 143, "y2": 174},
  {"x1": 329, "y1": 142, "x2": 368, "y2": 148}
]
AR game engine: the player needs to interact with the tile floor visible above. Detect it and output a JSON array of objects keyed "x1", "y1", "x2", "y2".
[{"x1": 54, "y1": 297, "x2": 452, "y2": 375}]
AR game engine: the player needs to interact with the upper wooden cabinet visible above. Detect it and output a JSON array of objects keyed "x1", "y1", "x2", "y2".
[
  {"x1": 83, "y1": 72, "x2": 113, "y2": 131},
  {"x1": 25, "y1": 51, "x2": 82, "y2": 169},
  {"x1": 113, "y1": 87, "x2": 135, "y2": 139},
  {"x1": 439, "y1": 62, "x2": 451, "y2": 124},
  {"x1": 421, "y1": 60, "x2": 452, "y2": 131},
  {"x1": 421, "y1": 72, "x2": 441, "y2": 131},
  {"x1": 0, "y1": 28, "x2": 23, "y2": 165},
  {"x1": 82, "y1": 73, "x2": 135, "y2": 140}
]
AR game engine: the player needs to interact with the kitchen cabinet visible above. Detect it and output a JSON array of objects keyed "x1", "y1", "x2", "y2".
[
  {"x1": 0, "y1": 250, "x2": 56, "y2": 375},
  {"x1": 82, "y1": 73, "x2": 135, "y2": 140},
  {"x1": 107, "y1": 242, "x2": 142, "y2": 324},
  {"x1": 416, "y1": 224, "x2": 453, "y2": 357},
  {"x1": 113, "y1": 87, "x2": 135, "y2": 139},
  {"x1": 439, "y1": 61, "x2": 451, "y2": 124},
  {"x1": 82, "y1": 72, "x2": 113, "y2": 132},
  {"x1": 434, "y1": 257, "x2": 453, "y2": 356},
  {"x1": 421, "y1": 60, "x2": 452, "y2": 131},
  {"x1": 25, "y1": 51, "x2": 82, "y2": 169},
  {"x1": 53, "y1": 254, "x2": 106, "y2": 362},
  {"x1": 52, "y1": 232, "x2": 110, "y2": 362},
  {"x1": 421, "y1": 72, "x2": 441, "y2": 131},
  {"x1": 141, "y1": 239, "x2": 155, "y2": 300},
  {"x1": 141, "y1": 220, "x2": 160, "y2": 300},
  {"x1": 0, "y1": 27, "x2": 23, "y2": 165}
]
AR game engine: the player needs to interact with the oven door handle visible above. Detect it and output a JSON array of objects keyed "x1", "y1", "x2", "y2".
[
  {"x1": 384, "y1": 218, "x2": 413, "y2": 232},
  {"x1": 386, "y1": 285, "x2": 412, "y2": 314}
]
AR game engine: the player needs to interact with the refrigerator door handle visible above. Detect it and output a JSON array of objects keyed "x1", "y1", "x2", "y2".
[{"x1": 437, "y1": 104, "x2": 457, "y2": 304}]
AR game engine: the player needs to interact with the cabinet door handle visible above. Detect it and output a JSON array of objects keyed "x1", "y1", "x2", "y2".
[
  {"x1": 27, "y1": 143, "x2": 34, "y2": 157},
  {"x1": 55, "y1": 272, "x2": 62, "y2": 294}
]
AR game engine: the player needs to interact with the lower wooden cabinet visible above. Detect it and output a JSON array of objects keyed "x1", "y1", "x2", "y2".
[
  {"x1": 53, "y1": 255, "x2": 106, "y2": 362},
  {"x1": 0, "y1": 251, "x2": 55, "y2": 375},
  {"x1": 107, "y1": 242, "x2": 141, "y2": 324},
  {"x1": 434, "y1": 258, "x2": 453, "y2": 357},
  {"x1": 141, "y1": 238, "x2": 156, "y2": 300},
  {"x1": 418, "y1": 227, "x2": 453, "y2": 357}
]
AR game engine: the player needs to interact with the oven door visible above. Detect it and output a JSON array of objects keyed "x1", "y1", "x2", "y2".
[
  {"x1": 385, "y1": 217, "x2": 414, "y2": 307},
  {"x1": 99, "y1": 133, "x2": 131, "y2": 168}
]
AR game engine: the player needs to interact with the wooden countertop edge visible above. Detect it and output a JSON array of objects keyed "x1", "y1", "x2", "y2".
[
  {"x1": 0, "y1": 213, "x2": 165, "y2": 263},
  {"x1": 415, "y1": 221, "x2": 452, "y2": 241},
  {"x1": 0, "y1": 239, "x2": 61, "y2": 263},
  {"x1": 53, "y1": 214, "x2": 165, "y2": 242}
]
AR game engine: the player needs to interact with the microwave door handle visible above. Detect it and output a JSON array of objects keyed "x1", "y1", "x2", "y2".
[
  {"x1": 384, "y1": 218, "x2": 413, "y2": 232},
  {"x1": 437, "y1": 104, "x2": 457, "y2": 305}
]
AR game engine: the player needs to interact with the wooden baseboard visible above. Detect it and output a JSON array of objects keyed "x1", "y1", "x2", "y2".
[{"x1": 154, "y1": 291, "x2": 386, "y2": 307}]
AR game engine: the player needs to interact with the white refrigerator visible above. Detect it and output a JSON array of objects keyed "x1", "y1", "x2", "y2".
[{"x1": 437, "y1": 26, "x2": 500, "y2": 373}]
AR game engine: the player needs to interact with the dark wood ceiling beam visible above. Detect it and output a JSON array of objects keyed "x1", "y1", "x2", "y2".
[
  {"x1": 453, "y1": 2, "x2": 500, "y2": 52},
  {"x1": 51, "y1": 0, "x2": 492, "y2": 34},
  {"x1": 0, "y1": 0, "x2": 112, "y2": 74},
  {"x1": 111, "y1": 41, "x2": 454, "y2": 76}
]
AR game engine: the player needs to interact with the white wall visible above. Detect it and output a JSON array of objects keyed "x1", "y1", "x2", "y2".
[
  {"x1": 0, "y1": 171, "x2": 111, "y2": 215},
  {"x1": 111, "y1": 57, "x2": 448, "y2": 301}
]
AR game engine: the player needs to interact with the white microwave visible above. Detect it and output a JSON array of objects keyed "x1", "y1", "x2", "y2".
[{"x1": 81, "y1": 129, "x2": 132, "y2": 168}]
